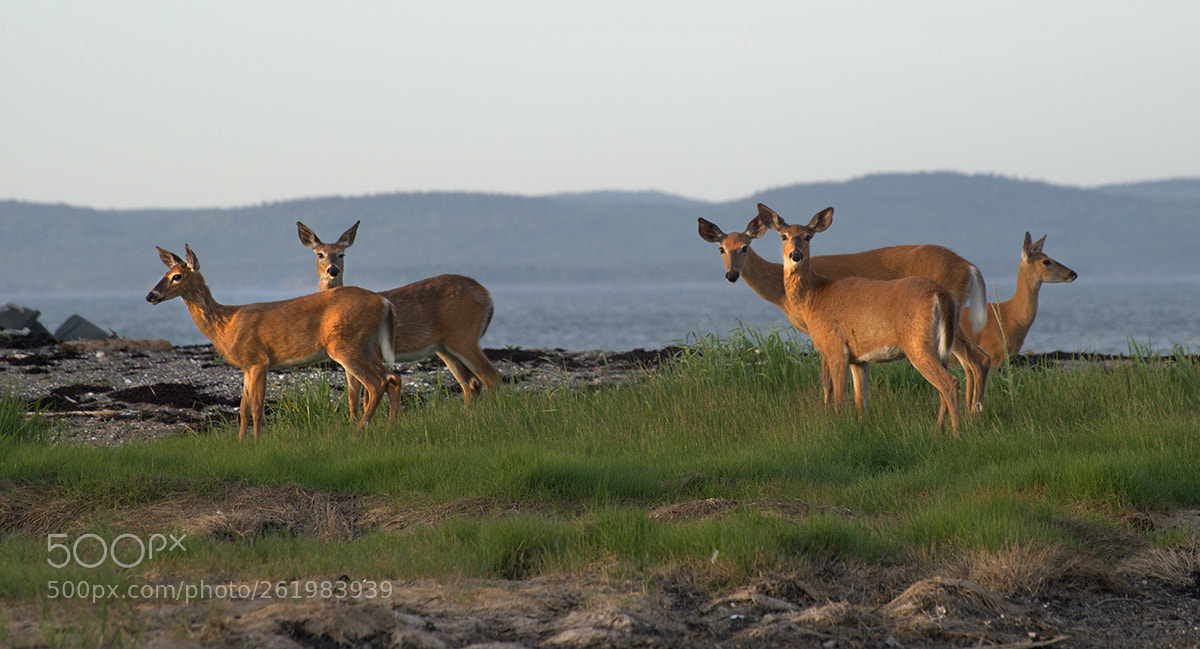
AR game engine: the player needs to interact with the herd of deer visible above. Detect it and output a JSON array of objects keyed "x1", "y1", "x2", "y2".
[{"x1": 145, "y1": 204, "x2": 1075, "y2": 440}]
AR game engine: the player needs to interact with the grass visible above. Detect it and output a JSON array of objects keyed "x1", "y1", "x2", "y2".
[{"x1": 1, "y1": 327, "x2": 1198, "y2": 602}]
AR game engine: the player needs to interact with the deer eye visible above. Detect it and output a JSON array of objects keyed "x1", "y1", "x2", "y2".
[
  {"x1": 171, "y1": 273, "x2": 183, "y2": 282},
  {"x1": 740, "y1": 245, "x2": 749, "y2": 253},
  {"x1": 1042, "y1": 259, "x2": 1052, "y2": 266}
]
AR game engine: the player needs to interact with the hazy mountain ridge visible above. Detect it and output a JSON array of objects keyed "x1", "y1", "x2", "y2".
[{"x1": 3, "y1": 172, "x2": 1198, "y2": 297}]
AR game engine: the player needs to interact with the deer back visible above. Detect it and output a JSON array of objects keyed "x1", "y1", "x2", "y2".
[
  {"x1": 811, "y1": 244, "x2": 975, "y2": 299},
  {"x1": 792, "y1": 275, "x2": 953, "y2": 362},
  {"x1": 211, "y1": 287, "x2": 391, "y2": 370},
  {"x1": 379, "y1": 274, "x2": 494, "y2": 356}
]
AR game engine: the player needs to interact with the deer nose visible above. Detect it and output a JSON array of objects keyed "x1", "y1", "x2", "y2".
[
  {"x1": 725, "y1": 270, "x2": 740, "y2": 283},
  {"x1": 327, "y1": 266, "x2": 340, "y2": 277},
  {"x1": 789, "y1": 250, "x2": 804, "y2": 263}
]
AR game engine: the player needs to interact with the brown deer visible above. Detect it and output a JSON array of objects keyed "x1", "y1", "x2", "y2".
[
  {"x1": 698, "y1": 215, "x2": 991, "y2": 413},
  {"x1": 758, "y1": 204, "x2": 962, "y2": 435},
  {"x1": 963, "y1": 232, "x2": 1077, "y2": 363},
  {"x1": 297, "y1": 221, "x2": 501, "y2": 413},
  {"x1": 146, "y1": 245, "x2": 400, "y2": 440}
]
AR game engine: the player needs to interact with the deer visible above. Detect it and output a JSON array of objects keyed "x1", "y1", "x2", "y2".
[
  {"x1": 758, "y1": 204, "x2": 963, "y2": 435},
  {"x1": 146, "y1": 245, "x2": 401, "y2": 440},
  {"x1": 963, "y1": 232, "x2": 1078, "y2": 364},
  {"x1": 297, "y1": 221, "x2": 501, "y2": 415},
  {"x1": 698, "y1": 215, "x2": 992, "y2": 414}
]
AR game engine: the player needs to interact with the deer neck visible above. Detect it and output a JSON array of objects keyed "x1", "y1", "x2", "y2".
[
  {"x1": 319, "y1": 276, "x2": 342, "y2": 291},
  {"x1": 180, "y1": 276, "x2": 236, "y2": 342},
  {"x1": 739, "y1": 247, "x2": 787, "y2": 307},
  {"x1": 782, "y1": 257, "x2": 826, "y2": 312},
  {"x1": 1002, "y1": 262, "x2": 1044, "y2": 329}
]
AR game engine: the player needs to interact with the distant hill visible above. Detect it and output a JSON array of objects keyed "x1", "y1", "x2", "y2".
[
  {"x1": 2, "y1": 172, "x2": 1198, "y2": 296},
  {"x1": 1095, "y1": 178, "x2": 1200, "y2": 202}
]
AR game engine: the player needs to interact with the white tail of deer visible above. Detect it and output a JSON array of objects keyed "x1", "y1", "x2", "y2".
[
  {"x1": 146, "y1": 245, "x2": 400, "y2": 440},
  {"x1": 297, "y1": 222, "x2": 501, "y2": 413},
  {"x1": 964, "y1": 231, "x2": 1077, "y2": 364},
  {"x1": 698, "y1": 215, "x2": 991, "y2": 414},
  {"x1": 758, "y1": 204, "x2": 962, "y2": 435}
]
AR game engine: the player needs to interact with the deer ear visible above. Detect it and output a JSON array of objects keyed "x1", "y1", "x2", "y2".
[
  {"x1": 1032, "y1": 234, "x2": 1047, "y2": 254},
  {"x1": 157, "y1": 247, "x2": 184, "y2": 269},
  {"x1": 297, "y1": 222, "x2": 321, "y2": 249},
  {"x1": 809, "y1": 207, "x2": 834, "y2": 232},
  {"x1": 756, "y1": 204, "x2": 786, "y2": 231},
  {"x1": 744, "y1": 216, "x2": 768, "y2": 240},
  {"x1": 1021, "y1": 231, "x2": 1037, "y2": 262},
  {"x1": 184, "y1": 245, "x2": 200, "y2": 272},
  {"x1": 337, "y1": 220, "x2": 360, "y2": 248},
  {"x1": 697, "y1": 218, "x2": 726, "y2": 242}
]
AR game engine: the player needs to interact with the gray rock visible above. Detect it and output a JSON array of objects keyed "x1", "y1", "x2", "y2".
[
  {"x1": 54, "y1": 314, "x2": 110, "y2": 341},
  {"x1": 0, "y1": 303, "x2": 52, "y2": 336}
]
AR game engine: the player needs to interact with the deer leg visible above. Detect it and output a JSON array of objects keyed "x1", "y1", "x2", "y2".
[
  {"x1": 358, "y1": 375, "x2": 384, "y2": 428},
  {"x1": 238, "y1": 372, "x2": 252, "y2": 442},
  {"x1": 951, "y1": 332, "x2": 990, "y2": 414},
  {"x1": 434, "y1": 350, "x2": 480, "y2": 406},
  {"x1": 966, "y1": 336, "x2": 990, "y2": 413},
  {"x1": 819, "y1": 363, "x2": 832, "y2": 404},
  {"x1": 438, "y1": 341, "x2": 501, "y2": 406},
  {"x1": 345, "y1": 370, "x2": 363, "y2": 418},
  {"x1": 909, "y1": 355, "x2": 961, "y2": 436},
  {"x1": 386, "y1": 373, "x2": 402, "y2": 423},
  {"x1": 327, "y1": 341, "x2": 388, "y2": 429},
  {"x1": 243, "y1": 366, "x2": 268, "y2": 441},
  {"x1": 819, "y1": 348, "x2": 850, "y2": 415},
  {"x1": 849, "y1": 362, "x2": 869, "y2": 415}
]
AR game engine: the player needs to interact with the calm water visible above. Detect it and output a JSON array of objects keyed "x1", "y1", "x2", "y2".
[{"x1": 4, "y1": 279, "x2": 1198, "y2": 355}]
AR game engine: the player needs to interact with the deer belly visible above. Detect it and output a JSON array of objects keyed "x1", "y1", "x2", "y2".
[
  {"x1": 849, "y1": 345, "x2": 905, "y2": 364},
  {"x1": 270, "y1": 351, "x2": 330, "y2": 370},
  {"x1": 394, "y1": 344, "x2": 438, "y2": 362}
]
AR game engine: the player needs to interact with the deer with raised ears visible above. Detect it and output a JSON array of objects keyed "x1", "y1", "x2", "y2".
[
  {"x1": 297, "y1": 221, "x2": 501, "y2": 413},
  {"x1": 298, "y1": 220, "x2": 359, "y2": 291},
  {"x1": 698, "y1": 215, "x2": 992, "y2": 414},
  {"x1": 758, "y1": 204, "x2": 962, "y2": 435},
  {"x1": 964, "y1": 232, "x2": 1078, "y2": 364},
  {"x1": 146, "y1": 245, "x2": 401, "y2": 440}
]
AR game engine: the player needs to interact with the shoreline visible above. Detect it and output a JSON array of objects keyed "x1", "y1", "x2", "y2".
[{"x1": 2, "y1": 329, "x2": 1194, "y2": 446}]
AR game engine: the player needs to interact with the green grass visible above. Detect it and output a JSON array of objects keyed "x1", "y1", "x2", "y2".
[
  {"x1": 1, "y1": 388, "x2": 48, "y2": 444},
  {"x1": 2, "y1": 328, "x2": 1198, "y2": 600}
]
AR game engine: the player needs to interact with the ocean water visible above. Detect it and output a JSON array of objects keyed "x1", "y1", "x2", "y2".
[{"x1": 3, "y1": 278, "x2": 1197, "y2": 356}]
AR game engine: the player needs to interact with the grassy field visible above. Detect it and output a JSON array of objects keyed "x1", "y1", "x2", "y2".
[{"x1": 2, "y1": 328, "x2": 1199, "y2": 604}]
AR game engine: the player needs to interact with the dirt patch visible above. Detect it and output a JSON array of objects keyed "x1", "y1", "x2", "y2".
[
  {"x1": 4, "y1": 483, "x2": 1200, "y2": 648},
  {"x1": 108, "y1": 382, "x2": 238, "y2": 410}
]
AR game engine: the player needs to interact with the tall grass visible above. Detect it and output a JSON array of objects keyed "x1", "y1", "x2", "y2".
[
  {"x1": 0, "y1": 388, "x2": 47, "y2": 443},
  {"x1": 2, "y1": 327, "x2": 1198, "y2": 595}
]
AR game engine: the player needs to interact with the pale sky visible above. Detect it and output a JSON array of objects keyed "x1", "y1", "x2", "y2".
[{"x1": 3, "y1": 2, "x2": 1198, "y2": 209}]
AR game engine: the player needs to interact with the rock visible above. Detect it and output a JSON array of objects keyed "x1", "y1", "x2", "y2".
[
  {"x1": 53, "y1": 314, "x2": 111, "y2": 341},
  {"x1": 0, "y1": 303, "x2": 52, "y2": 337}
]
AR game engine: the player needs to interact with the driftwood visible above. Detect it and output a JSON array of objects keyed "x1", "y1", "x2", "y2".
[{"x1": 59, "y1": 338, "x2": 173, "y2": 354}]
